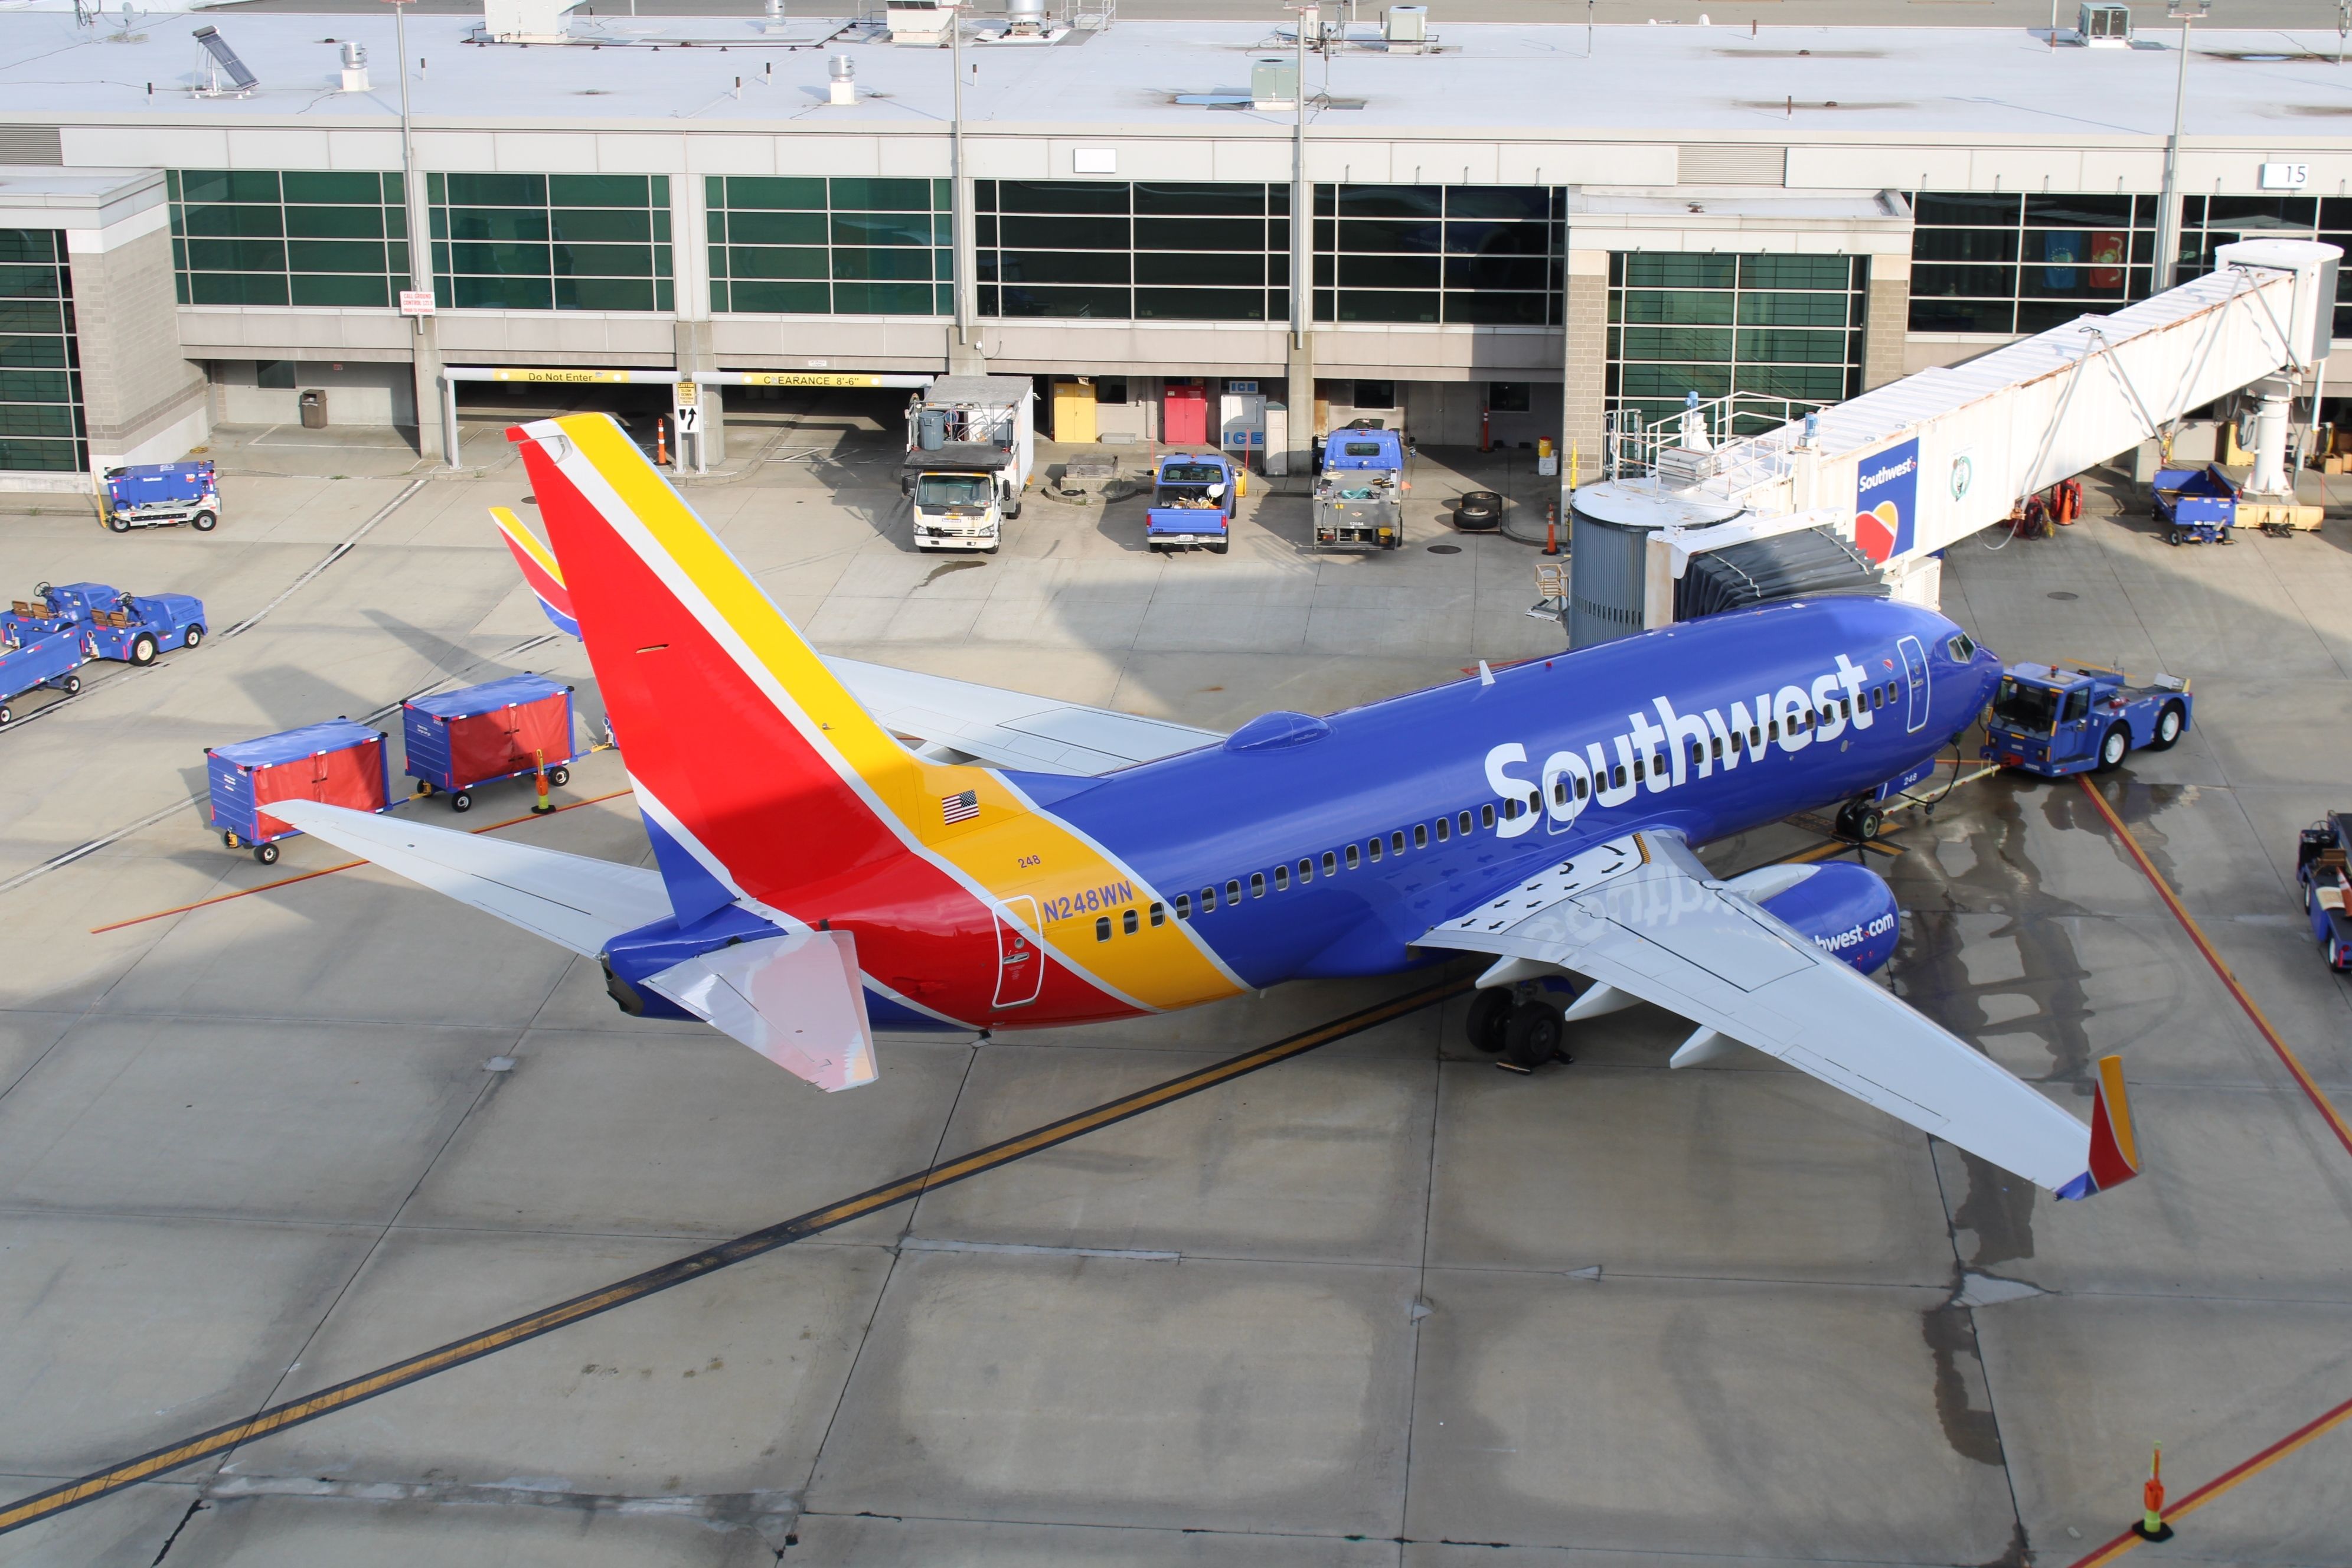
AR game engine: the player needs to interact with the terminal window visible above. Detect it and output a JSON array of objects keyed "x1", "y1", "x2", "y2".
[
  {"x1": 168, "y1": 169, "x2": 410, "y2": 308},
  {"x1": 978, "y1": 180, "x2": 1288, "y2": 322},
  {"x1": 2175, "y1": 196, "x2": 2352, "y2": 341},
  {"x1": 428, "y1": 174, "x2": 672, "y2": 313},
  {"x1": 708, "y1": 177, "x2": 950, "y2": 318},
  {"x1": 1606, "y1": 252, "x2": 1865, "y2": 435},
  {"x1": 1906, "y1": 192, "x2": 2157, "y2": 336},
  {"x1": 1311, "y1": 184, "x2": 1565, "y2": 327},
  {"x1": 0, "y1": 228, "x2": 86, "y2": 473}
]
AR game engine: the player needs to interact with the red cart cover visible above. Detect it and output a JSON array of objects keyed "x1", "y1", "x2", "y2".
[
  {"x1": 252, "y1": 733, "x2": 388, "y2": 841},
  {"x1": 447, "y1": 690, "x2": 571, "y2": 788}
]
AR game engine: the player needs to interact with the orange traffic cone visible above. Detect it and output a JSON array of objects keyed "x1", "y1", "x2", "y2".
[
  {"x1": 532, "y1": 749, "x2": 554, "y2": 815},
  {"x1": 2134, "y1": 1445, "x2": 2174, "y2": 1542},
  {"x1": 655, "y1": 418, "x2": 669, "y2": 467}
]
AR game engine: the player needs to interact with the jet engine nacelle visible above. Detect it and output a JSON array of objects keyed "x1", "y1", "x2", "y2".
[{"x1": 1729, "y1": 858, "x2": 1901, "y2": 976}]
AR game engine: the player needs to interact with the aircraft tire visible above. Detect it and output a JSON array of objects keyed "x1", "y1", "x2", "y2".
[
  {"x1": 1502, "y1": 1001, "x2": 1564, "y2": 1070},
  {"x1": 2148, "y1": 702, "x2": 2185, "y2": 750},
  {"x1": 1465, "y1": 988, "x2": 1514, "y2": 1053}
]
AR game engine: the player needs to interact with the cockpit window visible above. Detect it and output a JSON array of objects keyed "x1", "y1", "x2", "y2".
[{"x1": 1947, "y1": 632, "x2": 1977, "y2": 661}]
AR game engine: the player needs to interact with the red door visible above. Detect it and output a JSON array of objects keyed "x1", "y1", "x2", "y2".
[{"x1": 1163, "y1": 383, "x2": 1208, "y2": 446}]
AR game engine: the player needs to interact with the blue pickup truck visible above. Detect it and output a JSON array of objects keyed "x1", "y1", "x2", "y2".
[
  {"x1": 1982, "y1": 662, "x2": 2191, "y2": 778},
  {"x1": 0, "y1": 581, "x2": 208, "y2": 726},
  {"x1": 1146, "y1": 453, "x2": 1237, "y2": 554}
]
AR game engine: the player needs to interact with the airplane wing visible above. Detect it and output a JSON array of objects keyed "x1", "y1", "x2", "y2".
[
  {"x1": 825, "y1": 656, "x2": 1221, "y2": 775},
  {"x1": 1417, "y1": 830, "x2": 2138, "y2": 1197},
  {"x1": 489, "y1": 509, "x2": 1217, "y2": 775},
  {"x1": 265, "y1": 799, "x2": 668, "y2": 956},
  {"x1": 643, "y1": 930, "x2": 878, "y2": 1092}
]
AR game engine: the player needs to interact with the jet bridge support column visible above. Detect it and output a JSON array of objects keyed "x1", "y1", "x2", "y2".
[{"x1": 2245, "y1": 374, "x2": 2295, "y2": 498}]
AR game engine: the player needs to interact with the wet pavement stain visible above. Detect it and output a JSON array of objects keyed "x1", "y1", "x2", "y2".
[
  {"x1": 1951, "y1": 1151, "x2": 2037, "y2": 1270},
  {"x1": 1920, "y1": 1273, "x2": 2005, "y2": 1468}
]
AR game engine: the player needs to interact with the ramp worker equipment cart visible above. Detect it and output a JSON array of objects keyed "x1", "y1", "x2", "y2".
[
  {"x1": 2151, "y1": 464, "x2": 2239, "y2": 546},
  {"x1": 103, "y1": 461, "x2": 220, "y2": 534},
  {"x1": 404, "y1": 674, "x2": 580, "y2": 812},
  {"x1": 207, "y1": 719, "x2": 394, "y2": 864},
  {"x1": 2296, "y1": 814, "x2": 2352, "y2": 971}
]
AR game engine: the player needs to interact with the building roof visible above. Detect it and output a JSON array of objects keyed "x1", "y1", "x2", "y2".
[{"x1": 1, "y1": 15, "x2": 2349, "y2": 146}]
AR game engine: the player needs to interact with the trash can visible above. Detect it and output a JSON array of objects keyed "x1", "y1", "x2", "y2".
[{"x1": 299, "y1": 388, "x2": 327, "y2": 429}]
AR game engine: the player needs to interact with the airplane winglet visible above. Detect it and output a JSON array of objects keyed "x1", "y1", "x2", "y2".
[
  {"x1": 2057, "y1": 1054, "x2": 2142, "y2": 1200},
  {"x1": 492, "y1": 506, "x2": 581, "y2": 638}
]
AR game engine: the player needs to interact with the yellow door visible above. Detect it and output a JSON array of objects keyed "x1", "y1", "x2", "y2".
[{"x1": 1052, "y1": 379, "x2": 1097, "y2": 444}]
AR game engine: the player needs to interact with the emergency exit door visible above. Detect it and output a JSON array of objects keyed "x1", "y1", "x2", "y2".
[{"x1": 991, "y1": 897, "x2": 1044, "y2": 1009}]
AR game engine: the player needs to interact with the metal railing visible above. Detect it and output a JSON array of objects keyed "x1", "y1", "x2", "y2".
[{"x1": 1602, "y1": 391, "x2": 1833, "y2": 497}]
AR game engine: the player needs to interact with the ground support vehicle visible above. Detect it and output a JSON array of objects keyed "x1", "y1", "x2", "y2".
[
  {"x1": 1314, "y1": 427, "x2": 1407, "y2": 550},
  {"x1": 207, "y1": 718, "x2": 393, "y2": 864},
  {"x1": 2295, "y1": 814, "x2": 2352, "y2": 971},
  {"x1": 103, "y1": 461, "x2": 220, "y2": 533},
  {"x1": 1, "y1": 580, "x2": 206, "y2": 673},
  {"x1": 903, "y1": 375, "x2": 1035, "y2": 554},
  {"x1": 2151, "y1": 464, "x2": 2238, "y2": 546},
  {"x1": 1982, "y1": 662, "x2": 2191, "y2": 778},
  {"x1": 1145, "y1": 453, "x2": 1237, "y2": 553},
  {"x1": 0, "y1": 625, "x2": 86, "y2": 726},
  {"x1": 404, "y1": 674, "x2": 579, "y2": 812}
]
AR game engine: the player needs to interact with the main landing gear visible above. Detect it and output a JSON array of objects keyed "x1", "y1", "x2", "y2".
[{"x1": 1466, "y1": 986, "x2": 1573, "y2": 1073}]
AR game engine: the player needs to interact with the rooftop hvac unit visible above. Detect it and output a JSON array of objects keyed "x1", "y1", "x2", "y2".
[
  {"x1": 1384, "y1": 5, "x2": 1426, "y2": 43},
  {"x1": 1006, "y1": 0, "x2": 1046, "y2": 34},
  {"x1": 2076, "y1": 2, "x2": 2130, "y2": 46},
  {"x1": 1250, "y1": 55, "x2": 1298, "y2": 109},
  {"x1": 483, "y1": 0, "x2": 573, "y2": 43},
  {"x1": 338, "y1": 39, "x2": 369, "y2": 92},
  {"x1": 827, "y1": 51, "x2": 856, "y2": 103}
]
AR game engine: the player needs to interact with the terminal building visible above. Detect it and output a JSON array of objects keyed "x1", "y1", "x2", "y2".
[{"x1": 1, "y1": 3, "x2": 2348, "y2": 485}]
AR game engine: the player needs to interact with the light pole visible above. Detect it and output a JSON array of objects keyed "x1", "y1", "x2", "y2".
[
  {"x1": 950, "y1": 2, "x2": 971, "y2": 353},
  {"x1": 2152, "y1": 0, "x2": 2207, "y2": 296},
  {"x1": 381, "y1": 0, "x2": 439, "y2": 461}
]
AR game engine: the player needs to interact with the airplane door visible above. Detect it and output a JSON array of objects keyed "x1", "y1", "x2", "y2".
[
  {"x1": 1898, "y1": 635, "x2": 1930, "y2": 733},
  {"x1": 991, "y1": 897, "x2": 1045, "y2": 1010}
]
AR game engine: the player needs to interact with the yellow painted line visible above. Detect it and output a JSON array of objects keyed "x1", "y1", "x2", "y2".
[
  {"x1": 0, "y1": 972, "x2": 1470, "y2": 1538},
  {"x1": 2075, "y1": 775, "x2": 2352, "y2": 1161},
  {"x1": 88, "y1": 789, "x2": 636, "y2": 935},
  {"x1": 2064, "y1": 1392, "x2": 2352, "y2": 1568}
]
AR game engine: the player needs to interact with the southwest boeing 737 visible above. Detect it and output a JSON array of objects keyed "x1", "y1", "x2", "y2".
[{"x1": 273, "y1": 413, "x2": 2141, "y2": 1202}]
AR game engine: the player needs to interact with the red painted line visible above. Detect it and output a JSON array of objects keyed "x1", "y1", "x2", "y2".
[
  {"x1": 2074, "y1": 775, "x2": 2352, "y2": 1162},
  {"x1": 89, "y1": 788, "x2": 637, "y2": 935},
  {"x1": 2063, "y1": 1392, "x2": 2352, "y2": 1568}
]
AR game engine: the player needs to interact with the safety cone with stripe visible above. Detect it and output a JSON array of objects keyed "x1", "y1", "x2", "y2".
[{"x1": 2134, "y1": 1445, "x2": 2175, "y2": 1542}]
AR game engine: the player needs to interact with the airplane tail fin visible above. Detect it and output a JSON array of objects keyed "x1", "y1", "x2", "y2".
[
  {"x1": 508, "y1": 414, "x2": 981, "y2": 929},
  {"x1": 2058, "y1": 1054, "x2": 2142, "y2": 1199},
  {"x1": 492, "y1": 506, "x2": 580, "y2": 638}
]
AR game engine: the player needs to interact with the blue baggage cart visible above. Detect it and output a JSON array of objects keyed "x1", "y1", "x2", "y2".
[
  {"x1": 2151, "y1": 464, "x2": 2237, "y2": 546},
  {"x1": 206, "y1": 719, "x2": 394, "y2": 864},
  {"x1": 0, "y1": 626, "x2": 87, "y2": 726},
  {"x1": 104, "y1": 461, "x2": 220, "y2": 533},
  {"x1": 403, "y1": 674, "x2": 580, "y2": 812}
]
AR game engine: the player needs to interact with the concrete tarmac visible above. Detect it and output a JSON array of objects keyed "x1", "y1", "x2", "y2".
[{"x1": 0, "y1": 411, "x2": 2347, "y2": 1564}]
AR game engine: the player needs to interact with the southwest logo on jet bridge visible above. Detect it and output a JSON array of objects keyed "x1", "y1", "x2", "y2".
[
  {"x1": 1854, "y1": 437, "x2": 1920, "y2": 564},
  {"x1": 1482, "y1": 652, "x2": 1890, "y2": 834}
]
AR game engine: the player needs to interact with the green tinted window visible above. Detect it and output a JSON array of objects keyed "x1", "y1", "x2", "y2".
[
  {"x1": 1311, "y1": 184, "x2": 1562, "y2": 326},
  {"x1": 429, "y1": 174, "x2": 671, "y2": 312},
  {"x1": 171, "y1": 169, "x2": 410, "y2": 311},
  {"x1": 0, "y1": 229, "x2": 83, "y2": 472},
  {"x1": 710, "y1": 174, "x2": 950, "y2": 317},
  {"x1": 1608, "y1": 251, "x2": 1863, "y2": 436}
]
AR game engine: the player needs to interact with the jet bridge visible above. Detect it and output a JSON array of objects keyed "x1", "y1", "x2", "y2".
[{"x1": 1592, "y1": 237, "x2": 2341, "y2": 639}]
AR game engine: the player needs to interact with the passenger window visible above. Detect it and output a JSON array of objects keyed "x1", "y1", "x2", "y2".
[
  {"x1": 1435, "y1": 818, "x2": 1449, "y2": 843},
  {"x1": 1458, "y1": 810, "x2": 1474, "y2": 834},
  {"x1": 1711, "y1": 737, "x2": 1722, "y2": 759},
  {"x1": 1346, "y1": 844, "x2": 1361, "y2": 868},
  {"x1": 1324, "y1": 851, "x2": 1339, "y2": 875},
  {"x1": 1274, "y1": 864, "x2": 1289, "y2": 891},
  {"x1": 1553, "y1": 778, "x2": 1569, "y2": 805},
  {"x1": 1750, "y1": 725, "x2": 1763, "y2": 746},
  {"x1": 1575, "y1": 775, "x2": 1588, "y2": 799},
  {"x1": 1479, "y1": 804, "x2": 1495, "y2": 829},
  {"x1": 1370, "y1": 836, "x2": 1385, "y2": 859},
  {"x1": 1391, "y1": 830, "x2": 1407, "y2": 854},
  {"x1": 1227, "y1": 878, "x2": 1243, "y2": 903},
  {"x1": 1768, "y1": 720, "x2": 1779, "y2": 740},
  {"x1": 1632, "y1": 759, "x2": 1645, "y2": 782},
  {"x1": 1122, "y1": 908, "x2": 1139, "y2": 935},
  {"x1": 1297, "y1": 858, "x2": 1312, "y2": 883},
  {"x1": 1612, "y1": 765, "x2": 1626, "y2": 788},
  {"x1": 1250, "y1": 873, "x2": 1265, "y2": 898},
  {"x1": 1413, "y1": 824, "x2": 1428, "y2": 848},
  {"x1": 1201, "y1": 886, "x2": 1216, "y2": 912},
  {"x1": 1175, "y1": 894, "x2": 1191, "y2": 920},
  {"x1": 1150, "y1": 901, "x2": 1165, "y2": 926},
  {"x1": 1095, "y1": 915, "x2": 1111, "y2": 942}
]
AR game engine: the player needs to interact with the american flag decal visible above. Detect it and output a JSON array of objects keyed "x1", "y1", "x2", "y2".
[{"x1": 942, "y1": 789, "x2": 980, "y2": 825}]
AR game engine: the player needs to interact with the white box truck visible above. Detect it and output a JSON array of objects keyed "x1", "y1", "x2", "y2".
[{"x1": 901, "y1": 375, "x2": 1035, "y2": 554}]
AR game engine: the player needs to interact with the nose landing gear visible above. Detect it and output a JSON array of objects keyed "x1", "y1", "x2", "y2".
[{"x1": 1466, "y1": 984, "x2": 1574, "y2": 1073}]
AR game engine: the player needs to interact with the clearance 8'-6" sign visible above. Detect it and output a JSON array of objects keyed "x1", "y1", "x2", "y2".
[{"x1": 1853, "y1": 437, "x2": 1919, "y2": 564}]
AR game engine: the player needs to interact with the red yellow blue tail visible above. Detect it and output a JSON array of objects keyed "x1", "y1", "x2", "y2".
[
  {"x1": 507, "y1": 413, "x2": 1242, "y2": 1030},
  {"x1": 491, "y1": 507, "x2": 580, "y2": 638}
]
